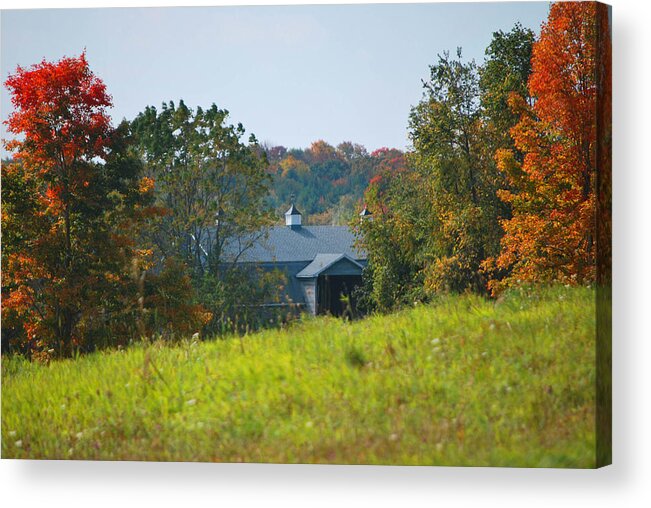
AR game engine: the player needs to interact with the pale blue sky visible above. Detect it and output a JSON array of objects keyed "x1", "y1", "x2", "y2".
[{"x1": 1, "y1": 2, "x2": 549, "y2": 153}]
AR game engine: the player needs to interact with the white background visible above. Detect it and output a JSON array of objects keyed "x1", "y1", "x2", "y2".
[{"x1": 1, "y1": 0, "x2": 649, "y2": 506}]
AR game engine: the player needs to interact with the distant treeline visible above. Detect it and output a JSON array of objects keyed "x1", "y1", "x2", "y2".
[{"x1": 261, "y1": 141, "x2": 405, "y2": 225}]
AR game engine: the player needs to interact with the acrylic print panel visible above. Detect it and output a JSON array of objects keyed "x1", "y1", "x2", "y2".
[{"x1": 1, "y1": 1, "x2": 611, "y2": 468}]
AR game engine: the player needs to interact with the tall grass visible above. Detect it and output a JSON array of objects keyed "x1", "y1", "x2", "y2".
[{"x1": 2, "y1": 285, "x2": 597, "y2": 467}]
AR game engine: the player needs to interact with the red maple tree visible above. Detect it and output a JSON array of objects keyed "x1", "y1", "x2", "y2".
[{"x1": 3, "y1": 53, "x2": 135, "y2": 356}]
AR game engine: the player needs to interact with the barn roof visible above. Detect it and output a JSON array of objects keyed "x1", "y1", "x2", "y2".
[
  {"x1": 296, "y1": 253, "x2": 364, "y2": 278},
  {"x1": 227, "y1": 225, "x2": 366, "y2": 263}
]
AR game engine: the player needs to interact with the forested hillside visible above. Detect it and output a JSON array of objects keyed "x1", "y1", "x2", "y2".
[{"x1": 262, "y1": 141, "x2": 405, "y2": 225}]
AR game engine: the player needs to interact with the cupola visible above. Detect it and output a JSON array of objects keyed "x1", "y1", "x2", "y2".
[
  {"x1": 285, "y1": 198, "x2": 302, "y2": 229},
  {"x1": 359, "y1": 205, "x2": 373, "y2": 221}
]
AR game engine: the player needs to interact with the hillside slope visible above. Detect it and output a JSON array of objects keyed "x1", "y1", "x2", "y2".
[{"x1": 2, "y1": 286, "x2": 597, "y2": 467}]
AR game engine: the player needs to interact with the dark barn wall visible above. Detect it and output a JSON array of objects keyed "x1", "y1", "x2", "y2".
[
  {"x1": 317, "y1": 274, "x2": 363, "y2": 317},
  {"x1": 231, "y1": 259, "x2": 367, "y2": 316}
]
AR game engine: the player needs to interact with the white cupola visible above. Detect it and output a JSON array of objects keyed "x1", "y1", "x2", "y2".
[
  {"x1": 285, "y1": 199, "x2": 302, "y2": 229},
  {"x1": 359, "y1": 204, "x2": 373, "y2": 221}
]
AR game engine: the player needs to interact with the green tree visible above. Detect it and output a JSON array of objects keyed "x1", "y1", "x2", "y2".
[
  {"x1": 407, "y1": 49, "x2": 495, "y2": 294},
  {"x1": 355, "y1": 165, "x2": 429, "y2": 312},
  {"x1": 357, "y1": 26, "x2": 535, "y2": 309},
  {"x1": 480, "y1": 23, "x2": 535, "y2": 154},
  {"x1": 130, "y1": 101, "x2": 281, "y2": 332}
]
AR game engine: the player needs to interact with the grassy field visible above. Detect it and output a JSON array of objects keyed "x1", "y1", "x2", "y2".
[{"x1": 2, "y1": 285, "x2": 597, "y2": 467}]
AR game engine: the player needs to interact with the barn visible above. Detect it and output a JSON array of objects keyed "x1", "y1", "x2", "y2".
[{"x1": 224, "y1": 202, "x2": 369, "y2": 316}]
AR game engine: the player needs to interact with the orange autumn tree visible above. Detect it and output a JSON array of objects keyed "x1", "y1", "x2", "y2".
[
  {"x1": 489, "y1": 2, "x2": 611, "y2": 293},
  {"x1": 2, "y1": 53, "x2": 206, "y2": 358}
]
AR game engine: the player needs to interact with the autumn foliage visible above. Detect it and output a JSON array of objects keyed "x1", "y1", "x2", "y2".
[
  {"x1": 356, "y1": 3, "x2": 610, "y2": 310},
  {"x1": 3, "y1": 54, "x2": 112, "y2": 356},
  {"x1": 489, "y1": 2, "x2": 611, "y2": 293},
  {"x1": 2, "y1": 54, "x2": 207, "y2": 358},
  {"x1": 2, "y1": 2, "x2": 612, "y2": 356}
]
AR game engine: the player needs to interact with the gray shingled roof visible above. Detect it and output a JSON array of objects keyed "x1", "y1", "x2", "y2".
[
  {"x1": 226, "y1": 225, "x2": 366, "y2": 263},
  {"x1": 296, "y1": 253, "x2": 363, "y2": 278}
]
